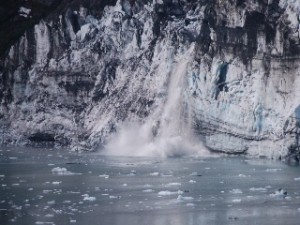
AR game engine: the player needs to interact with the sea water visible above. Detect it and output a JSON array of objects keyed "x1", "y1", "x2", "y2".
[{"x1": 0, "y1": 148, "x2": 300, "y2": 225}]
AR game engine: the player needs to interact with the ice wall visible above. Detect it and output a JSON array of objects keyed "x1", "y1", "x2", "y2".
[{"x1": 1, "y1": 0, "x2": 300, "y2": 162}]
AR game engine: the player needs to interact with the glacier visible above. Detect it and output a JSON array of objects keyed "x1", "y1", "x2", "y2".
[{"x1": 1, "y1": 0, "x2": 300, "y2": 162}]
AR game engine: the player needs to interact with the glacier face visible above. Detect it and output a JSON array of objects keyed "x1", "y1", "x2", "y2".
[{"x1": 1, "y1": 0, "x2": 300, "y2": 162}]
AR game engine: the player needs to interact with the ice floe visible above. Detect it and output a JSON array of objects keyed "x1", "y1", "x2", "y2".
[
  {"x1": 165, "y1": 183, "x2": 181, "y2": 187},
  {"x1": 230, "y1": 189, "x2": 243, "y2": 194},
  {"x1": 158, "y1": 190, "x2": 183, "y2": 196},
  {"x1": 52, "y1": 181, "x2": 61, "y2": 185},
  {"x1": 143, "y1": 189, "x2": 154, "y2": 193},
  {"x1": 82, "y1": 194, "x2": 96, "y2": 202},
  {"x1": 51, "y1": 167, "x2": 82, "y2": 176},
  {"x1": 177, "y1": 195, "x2": 194, "y2": 201},
  {"x1": 149, "y1": 172, "x2": 160, "y2": 176},
  {"x1": 249, "y1": 187, "x2": 267, "y2": 192}
]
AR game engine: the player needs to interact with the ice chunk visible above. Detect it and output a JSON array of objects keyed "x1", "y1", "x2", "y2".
[
  {"x1": 52, "y1": 181, "x2": 61, "y2": 185},
  {"x1": 18, "y1": 7, "x2": 31, "y2": 18},
  {"x1": 189, "y1": 180, "x2": 196, "y2": 183},
  {"x1": 45, "y1": 214, "x2": 54, "y2": 218},
  {"x1": 238, "y1": 174, "x2": 247, "y2": 177},
  {"x1": 249, "y1": 187, "x2": 267, "y2": 192},
  {"x1": 186, "y1": 203, "x2": 195, "y2": 207},
  {"x1": 51, "y1": 167, "x2": 81, "y2": 176},
  {"x1": 109, "y1": 195, "x2": 120, "y2": 199},
  {"x1": 177, "y1": 195, "x2": 194, "y2": 201},
  {"x1": 190, "y1": 172, "x2": 201, "y2": 176},
  {"x1": 165, "y1": 183, "x2": 181, "y2": 187},
  {"x1": 266, "y1": 169, "x2": 282, "y2": 172},
  {"x1": 149, "y1": 172, "x2": 160, "y2": 176},
  {"x1": 232, "y1": 199, "x2": 241, "y2": 203},
  {"x1": 99, "y1": 174, "x2": 109, "y2": 179},
  {"x1": 270, "y1": 188, "x2": 288, "y2": 198},
  {"x1": 35, "y1": 222, "x2": 55, "y2": 225},
  {"x1": 83, "y1": 194, "x2": 96, "y2": 201},
  {"x1": 143, "y1": 189, "x2": 154, "y2": 193},
  {"x1": 230, "y1": 189, "x2": 243, "y2": 194},
  {"x1": 158, "y1": 190, "x2": 183, "y2": 196},
  {"x1": 294, "y1": 177, "x2": 300, "y2": 181}
]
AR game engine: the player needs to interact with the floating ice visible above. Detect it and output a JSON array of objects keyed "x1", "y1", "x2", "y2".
[
  {"x1": 109, "y1": 195, "x2": 120, "y2": 199},
  {"x1": 232, "y1": 199, "x2": 241, "y2": 203},
  {"x1": 35, "y1": 222, "x2": 54, "y2": 225},
  {"x1": 249, "y1": 187, "x2": 267, "y2": 192},
  {"x1": 238, "y1": 174, "x2": 248, "y2": 177},
  {"x1": 294, "y1": 177, "x2": 300, "y2": 181},
  {"x1": 189, "y1": 180, "x2": 196, "y2": 183},
  {"x1": 99, "y1": 174, "x2": 109, "y2": 178},
  {"x1": 270, "y1": 188, "x2": 288, "y2": 198},
  {"x1": 186, "y1": 203, "x2": 195, "y2": 207},
  {"x1": 19, "y1": 6, "x2": 31, "y2": 18},
  {"x1": 143, "y1": 189, "x2": 154, "y2": 193},
  {"x1": 45, "y1": 214, "x2": 54, "y2": 218},
  {"x1": 158, "y1": 190, "x2": 183, "y2": 196},
  {"x1": 51, "y1": 167, "x2": 82, "y2": 176},
  {"x1": 149, "y1": 172, "x2": 160, "y2": 176},
  {"x1": 177, "y1": 195, "x2": 194, "y2": 201},
  {"x1": 165, "y1": 183, "x2": 181, "y2": 187},
  {"x1": 52, "y1": 181, "x2": 61, "y2": 185},
  {"x1": 0, "y1": 175, "x2": 5, "y2": 178},
  {"x1": 230, "y1": 189, "x2": 243, "y2": 194},
  {"x1": 83, "y1": 194, "x2": 96, "y2": 201},
  {"x1": 266, "y1": 169, "x2": 282, "y2": 172}
]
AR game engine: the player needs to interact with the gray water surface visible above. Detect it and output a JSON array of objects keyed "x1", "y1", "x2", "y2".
[{"x1": 0, "y1": 148, "x2": 300, "y2": 225}]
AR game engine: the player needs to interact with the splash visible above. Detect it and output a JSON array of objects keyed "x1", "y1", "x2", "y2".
[{"x1": 104, "y1": 44, "x2": 209, "y2": 157}]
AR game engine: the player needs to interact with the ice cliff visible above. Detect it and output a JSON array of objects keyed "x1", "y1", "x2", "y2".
[{"x1": 1, "y1": 0, "x2": 300, "y2": 162}]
